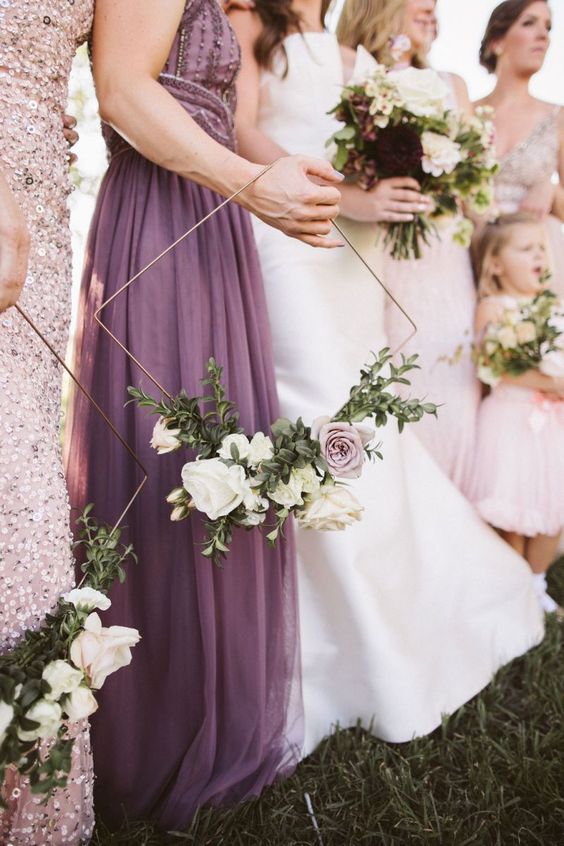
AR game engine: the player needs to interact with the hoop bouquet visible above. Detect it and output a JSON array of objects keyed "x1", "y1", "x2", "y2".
[
  {"x1": 328, "y1": 62, "x2": 498, "y2": 260},
  {"x1": 474, "y1": 289, "x2": 564, "y2": 386},
  {"x1": 130, "y1": 349, "x2": 437, "y2": 565}
]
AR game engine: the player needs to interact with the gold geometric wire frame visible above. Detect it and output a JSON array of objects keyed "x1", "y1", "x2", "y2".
[{"x1": 94, "y1": 160, "x2": 418, "y2": 400}]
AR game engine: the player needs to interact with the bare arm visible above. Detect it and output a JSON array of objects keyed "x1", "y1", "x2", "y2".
[
  {"x1": 0, "y1": 171, "x2": 29, "y2": 312},
  {"x1": 450, "y1": 73, "x2": 472, "y2": 117},
  {"x1": 551, "y1": 110, "x2": 564, "y2": 221},
  {"x1": 92, "y1": 0, "x2": 343, "y2": 247}
]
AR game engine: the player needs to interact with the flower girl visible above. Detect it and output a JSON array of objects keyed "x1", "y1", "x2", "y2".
[{"x1": 468, "y1": 213, "x2": 564, "y2": 615}]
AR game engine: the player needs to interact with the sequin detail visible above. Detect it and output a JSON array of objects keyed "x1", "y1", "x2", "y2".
[{"x1": 0, "y1": 1, "x2": 94, "y2": 842}]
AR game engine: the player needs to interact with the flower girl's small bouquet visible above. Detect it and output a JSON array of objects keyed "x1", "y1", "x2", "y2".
[
  {"x1": 0, "y1": 509, "x2": 140, "y2": 802},
  {"x1": 474, "y1": 289, "x2": 564, "y2": 386},
  {"x1": 129, "y1": 351, "x2": 437, "y2": 565},
  {"x1": 327, "y1": 61, "x2": 498, "y2": 260}
]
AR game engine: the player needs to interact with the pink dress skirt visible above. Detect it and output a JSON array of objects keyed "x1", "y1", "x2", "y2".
[{"x1": 467, "y1": 383, "x2": 564, "y2": 537}]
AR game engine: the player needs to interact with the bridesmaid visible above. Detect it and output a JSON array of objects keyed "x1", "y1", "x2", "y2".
[
  {"x1": 338, "y1": 0, "x2": 482, "y2": 490},
  {"x1": 65, "y1": 0, "x2": 342, "y2": 830},
  {"x1": 476, "y1": 0, "x2": 564, "y2": 297}
]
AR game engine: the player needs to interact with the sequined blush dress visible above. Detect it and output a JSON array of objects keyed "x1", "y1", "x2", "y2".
[
  {"x1": 0, "y1": 1, "x2": 94, "y2": 844},
  {"x1": 65, "y1": 0, "x2": 302, "y2": 830}
]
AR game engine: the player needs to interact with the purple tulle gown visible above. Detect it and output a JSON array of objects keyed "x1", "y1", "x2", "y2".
[{"x1": 64, "y1": 0, "x2": 302, "y2": 829}]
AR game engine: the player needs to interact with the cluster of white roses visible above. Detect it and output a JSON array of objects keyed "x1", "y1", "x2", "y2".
[{"x1": 0, "y1": 588, "x2": 140, "y2": 749}]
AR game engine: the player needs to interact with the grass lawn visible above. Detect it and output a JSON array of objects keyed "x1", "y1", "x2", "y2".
[{"x1": 94, "y1": 558, "x2": 564, "y2": 846}]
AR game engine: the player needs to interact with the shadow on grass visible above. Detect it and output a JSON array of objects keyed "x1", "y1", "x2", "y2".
[{"x1": 94, "y1": 558, "x2": 564, "y2": 846}]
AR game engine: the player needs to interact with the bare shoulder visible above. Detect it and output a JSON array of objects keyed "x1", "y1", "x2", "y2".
[
  {"x1": 477, "y1": 297, "x2": 505, "y2": 326},
  {"x1": 448, "y1": 72, "x2": 469, "y2": 95},
  {"x1": 228, "y1": 8, "x2": 262, "y2": 44}
]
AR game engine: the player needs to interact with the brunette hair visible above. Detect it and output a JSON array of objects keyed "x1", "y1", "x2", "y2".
[
  {"x1": 253, "y1": 0, "x2": 333, "y2": 72},
  {"x1": 473, "y1": 212, "x2": 542, "y2": 297},
  {"x1": 479, "y1": 0, "x2": 549, "y2": 73},
  {"x1": 337, "y1": 0, "x2": 430, "y2": 68}
]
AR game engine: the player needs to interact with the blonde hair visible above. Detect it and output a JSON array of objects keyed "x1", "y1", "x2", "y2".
[
  {"x1": 337, "y1": 0, "x2": 429, "y2": 67},
  {"x1": 473, "y1": 213, "x2": 543, "y2": 298}
]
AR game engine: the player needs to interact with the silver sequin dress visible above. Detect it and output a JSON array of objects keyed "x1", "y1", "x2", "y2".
[{"x1": 0, "y1": 1, "x2": 94, "y2": 842}]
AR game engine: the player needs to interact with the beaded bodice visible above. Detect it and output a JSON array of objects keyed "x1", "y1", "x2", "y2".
[
  {"x1": 495, "y1": 107, "x2": 560, "y2": 214},
  {"x1": 104, "y1": 0, "x2": 241, "y2": 159}
]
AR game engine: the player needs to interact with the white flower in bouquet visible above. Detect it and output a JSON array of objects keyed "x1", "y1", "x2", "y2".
[
  {"x1": 63, "y1": 587, "x2": 112, "y2": 612},
  {"x1": 181, "y1": 458, "x2": 252, "y2": 520},
  {"x1": 515, "y1": 320, "x2": 537, "y2": 344},
  {"x1": 247, "y1": 432, "x2": 274, "y2": 467},
  {"x1": 291, "y1": 465, "x2": 321, "y2": 494},
  {"x1": 387, "y1": 67, "x2": 448, "y2": 117},
  {"x1": 218, "y1": 433, "x2": 251, "y2": 462},
  {"x1": 453, "y1": 218, "x2": 474, "y2": 249},
  {"x1": 150, "y1": 417, "x2": 182, "y2": 454},
  {"x1": 0, "y1": 700, "x2": 14, "y2": 746},
  {"x1": 540, "y1": 348, "x2": 564, "y2": 377},
  {"x1": 504, "y1": 309, "x2": 521, "y2": 326},
  {"x1": 240, "y1": 511, "x2": 267, "y2": 528},
  {"x1": 17, "y1": 699, "x2": 62, "y2": 742},
  {"x1": 269, "y1": 471, "x2": 307, "y2": 509},
  {"x1": 297, "y1": 483, "x2": 364, "y2": 532},
  {"x1": 477, "y1": 363, "x2": 499, "y2": 387},
  {"x1": 421, "y1": 131, "x2": 462, "y2": 177},
  {"x1": 70, "y1": 612, "x2": 141, "y2": 690},
  {"x1": 63, "y1": 686, "x2": 99, "y2": 722},
  {"x1": 497, "y1": 326, "x2": 518, "y2": 350},
  {"x1": 42, "y1": 660, "x2": 84, "y2": 702}
]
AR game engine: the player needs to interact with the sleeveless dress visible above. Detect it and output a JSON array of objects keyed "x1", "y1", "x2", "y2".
[
  {"x1": 466, "y1": 294, "x2": 564, "y2": 538},
  {"x1": 495, "y1": 107, "x2": 564, "y2": 299},
  {"x1": 64, "y1": 0, "x2": 301, "y2": 829},
  {"x1": 251, "y1": 32, "x2": 543, "y2": 751},
  {"x1": 383, "y1": 74, "x2": 481, "y2": 490},
  {"x1": 0, "y1": 3, "x2": 94, "y2": 843}
]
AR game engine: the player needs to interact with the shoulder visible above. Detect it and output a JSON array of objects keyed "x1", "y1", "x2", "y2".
[
  {"x1": 477, "y1": 296, "x2": 508, "y2": 324},
  {"x1": 447, "y1": 72, "x2": 469, "y2": 97},
  {"x1": 228, "y1": 8, "x2": 263, "y2": 45}
]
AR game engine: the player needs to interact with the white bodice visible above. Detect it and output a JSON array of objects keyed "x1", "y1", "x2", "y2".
[{"x1": 256, "y1": 31, "x2": 344, "y2": 157}]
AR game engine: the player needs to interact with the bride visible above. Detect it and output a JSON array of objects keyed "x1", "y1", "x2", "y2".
[{"x1": 229, "y1": 0, "x2": 544, "y2": 753}]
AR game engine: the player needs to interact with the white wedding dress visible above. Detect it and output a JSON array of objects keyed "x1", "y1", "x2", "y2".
[{"x1": 251, "y1": 32, "x2": 544, "y2": 751}]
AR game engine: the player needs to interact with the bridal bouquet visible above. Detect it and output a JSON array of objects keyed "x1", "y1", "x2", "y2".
[
  {"x1": 129, "y1": 351, "x2": 437, "y2": 565},
  {"x1": 0, "y1": 508, "x2": 140, "y2": 802},
  {"x1": 475, "y1": 289, "x2": 564, "y2": 386},
  {"x1": 328, "y1": 64, "x2": 498, "y2": 260}
]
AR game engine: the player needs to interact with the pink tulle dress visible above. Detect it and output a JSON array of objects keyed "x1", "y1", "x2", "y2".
[{"x1": 467, "y1": 295, "x2": 564, "y2": 538}]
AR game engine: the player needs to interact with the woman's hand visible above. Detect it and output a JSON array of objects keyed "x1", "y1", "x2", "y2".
[
  {"x1": 243, "y1": 157, "x2": 344, "y2": 248},
  {"x1": 0, "y1": 173, "x2": 30, "y2": 312},
  {"x1": 63, "y1": 114, "x2": 79, "y2": 166},
  {"x1": 340, "y1": 177, "x2": 432, "y2": 224},
  {"x1": 519, "y1": 178, "x2": 555, "y2": 219}
]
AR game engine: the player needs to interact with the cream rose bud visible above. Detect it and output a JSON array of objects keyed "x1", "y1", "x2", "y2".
[
  {"x1": 497, "y1": 326, "x2": 518, "y2": 350},
  {"x1": 515, "y1": 321, "x2": 537, "y2": 344},
  {"x1": 42, "y1": 660, "x2": 84, "y2": 702},
  {"x1": 181, "y1": 459, "x2": 252, "y2": 520},
  {"x1": 218, "y1": 433, "x2": 251, "y2": 462},
  {"x1": 63, "y1": 686, "x2": 99, "y2": 722},
  {"x1": 0, "y1": 700, "x2": 14, "y2": 746},
  {"x1": 150, "y1": 417, "x2": 182, "y2": 454},
  {"x1": 388, "y1": 67, "x2": 448, "y2": 117},
  {"x1": 63, "y1": 587, "x2": 111, "y2": 612},
  {"x1": 70, "y1": 613, "x2": 141, "y2": 691},
  {"x1": 247, "y1": 432, "x2": 274, "y2": 467},
  {"x1": 297, "y1": 484, "x2": 364, "y2": 532},
  {"x1": 17, "y1": 699, "x2": 62, "y2": 742}
]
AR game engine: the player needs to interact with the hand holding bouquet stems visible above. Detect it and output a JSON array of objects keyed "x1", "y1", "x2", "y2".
[
  {"x1": 0, "y1": 508, "x2": 140, "y2": 802},
  {"x1": 474, "y1": 289, "x2": 564, "y2": 387},
  {"x1": 328, "y1": 64, "x2": 498, "y2": 260},
  {"x1": 129, "y1": 351, "x2": 437, "y2": 565}
]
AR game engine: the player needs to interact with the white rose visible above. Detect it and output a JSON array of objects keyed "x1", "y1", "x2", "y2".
[
  {"x1": 325, "y1": 139, "x2": 339, "y2": 164},
  {"x1": 269, "y1": 472, "x2": 306, "y2": 509},
  {"x1": 477, "y1": 363, "x2": 499, "y2": 387},
  {"x1": 70, "y1": 613, "x2": 141, "y2": 690},
  {"x1": 17, "y1": 699, "x2": 62, "y2": 742},
  {"x1": 421, "y1": 131, "x2": 462, "y2": 177},
  {"x1": 515, "y1": 320, "x2": 537, "y2": 344},
  {"x1": 63, "y1": 587, "x2": 111, "y2": 612},
  {"x1": 0, "y1": 700, "x2": 14, "y2": 746},
  {"x1": 150, "y1": 417, "x2": 182, "y2": 454},
  {"x1": 63, "y1": 686, "x2": 99, "y2": 722},
  {"x1": 217, "y1": 433, "x2": 251, "y2": 462},
  {"x1": 42, "y1": 660, "x2": 84, "y2": 702},
  {"x1": 291, "y1": 465, "x2": 321, "y2": 495},
  {"x1": 497, "y1": 326, "x2": 518, "y2": 350},
  {"x1": 297, "y1": 484, "x2": 364, "y2": 531},
  {"x1": 247, "y1": 432, "x2": 274, "y2": 467},
  {"x1": 240, "y1": 511, "x2": 267, "y2": 528},
  {"x1": 181, "y1": 458, "x2": 251, "y2": 520},
  {"x1": 387, "y1": 67, "x2": 448, "y2": 117},
  {"x1": 540, "y1": 349, "x2": 564, "y2": 377},
  {"x1": 504, "y1": 309, "x2": 521, "y2": 326}
]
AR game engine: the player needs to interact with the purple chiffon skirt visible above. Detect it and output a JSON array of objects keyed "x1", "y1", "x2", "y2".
[{"x1": 65, "y1": 148, "x2": 302, "y2": 829}]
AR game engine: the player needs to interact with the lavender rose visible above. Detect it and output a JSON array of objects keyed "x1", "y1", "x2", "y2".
[{"x1": 311, "y1": 417, "x2": 374, "y2": 479}]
